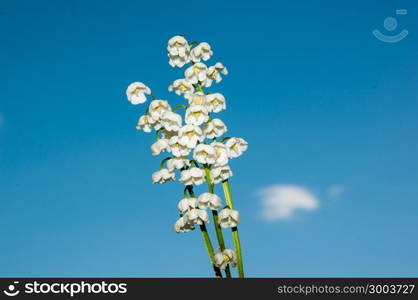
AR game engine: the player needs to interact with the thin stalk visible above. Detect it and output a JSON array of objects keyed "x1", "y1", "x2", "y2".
[
  {"x1": 186, "y1": 185, "x2": 222, "y2": 278},
  {"x1": 190, "y1": 160, "x2": 200, "y2": 168},
  {"x1": 196, "y1": 83, "x2": 204, "y2": 93},
  {"x1": 204, "y1": 167, "x2": 232, "y2": 278},
  {"x1": 159, "y1": 157, "x2": 171, "y2": 170},
  {"x1": 222, "y1": 179, "x2": 244, "y2": 278},
  {"x1": 173, "y1": 104, "x2": 188, "y2": 112},
  {"x1": 155, "y1": 129, "x2": 160, "y2": 141},
  {"x1": 231, "y1": 227, "x2": 243, "y2": 278},
  {"x1": 200, "y1": 224, "x2": 222, "y2": 278}
]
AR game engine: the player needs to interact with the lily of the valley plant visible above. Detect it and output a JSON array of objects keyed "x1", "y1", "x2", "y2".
[{"x1": 126, "y1": 35, "x2": 248, "y2": 278}]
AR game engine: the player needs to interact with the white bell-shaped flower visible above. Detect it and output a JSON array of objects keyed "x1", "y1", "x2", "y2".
[
  {"x1": 174, "y1": 216, "x2": 195, "y2": 233},
  {"x1": 197, "y1": 193, "x2": 222, "y2": 210},
  {"x1": 180, "y1": 167, "x2": 206, "y2": 185},
  {"x1": 148, "y1": 100, "x2": 171, "y2": 121},
  {"x1": 214, "y1": 249, "x2": 237, "y2": 269},
  {"x1": 210, "y1": 141, "x2": 229, "y2": 167},
  {"x1": 169, "y1": 55, "x2": 190, "y2": 68},
  {"x1": 167, "y1": 156, "x2": 190, "y2": 170},
  {"x1": 168, "y1": 136, "x2": 191, "y2": 157},
  {"x1": 184, "y1": 63, "x2": 208, "y2": 84},
  {"x1": 193, "y1": 144, "x2": 217, "y2": 165},
  {"x1": 185, "y1": 105, "x2": 209, "y2": 126},
  {"x1": 126, "y1": 82, "x2": 151, "y2": 105},
  {"x1": 150, "y1": 138, "x2": 170, "y2": 155},
  {"x1": 210, "y1": 165, "x2": 233, "y2": 184},
  {"x1": 167, "y1": 35, "x2": 191, "y2": 68},
  {"x1": 168, "y1": 79, "x2": 194, "y2": 97},
  {"x1": 218, "y1": 208, "x2": 240, "y2": 228},
  {"x1": 225, "y1": 137, "x2": 248, "y2": 158},
  {"x1": 167, "y1": 35, "x2": 189, "y2": 57},
  {"x1": 178, "y1": 125, "x2": 204, "y2": 148},
  {"x1": 185, "y1": 208, "x2": 209, "y2": 225},
  {"x1": 160, "y1": 111, "x2": 182, "y2": 132},
  {"x1": 190, "y1": 42, "x2": 213, "y2": 63},
  {"x1": 152, "y1": 168, "x2": 175, "y2": 184},
  {"x1": 136, "y1": 114, "x2": 157, "y2": 132},
  {"x1": 177, "y1": 197, "x2": 198, "y2": 213},
  {"x1": 206, "y1": 93, "x2": 226, "y2": 113},
  {"x1": 187, "y1": 92, "x2": 207, "y2": 107},
  {"x1": 202, "y1": 118, "x2": 227, "y2": 139},
  {"x1": 203, "y1": 62, "x2": 228, "y2": 87}
]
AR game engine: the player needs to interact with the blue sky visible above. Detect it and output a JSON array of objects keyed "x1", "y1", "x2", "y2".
[{"x1": 1, "y1": 0, "x2": 417, "y2": 277}]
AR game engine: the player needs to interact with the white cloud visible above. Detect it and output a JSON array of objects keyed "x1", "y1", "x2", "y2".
[
  {"x1": 326, "y1": 184, "x2": 346, "y2": 199},
  {"x1": 258, "y1": 184, "x2": 319, "y2": 221}
]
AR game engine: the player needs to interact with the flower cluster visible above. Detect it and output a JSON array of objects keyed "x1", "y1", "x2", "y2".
[{"x1": 126, "y1": 35, "x2": 248, "y2": 277}]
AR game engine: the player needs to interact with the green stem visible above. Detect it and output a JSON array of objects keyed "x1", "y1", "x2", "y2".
[
  {"x1": 159, "y1": 157, "x2": 171, "y2": 170},
  {"x1": 222, "y1": 179, "x2": 244, "y2": 278},
  {"x1": 200, "y1": 224, "x2": 223, "y2": 278},
  {"x1": 173, "y1": 104, "x2": 188, "y2": 112},
  {"x1": 186, "y1": 185, "x2": 222, "y2": 278},
  {"x1": 189, "y1": 41, "x2": 200, "y2": 46},
  {"x1": 222, "y1": 180, "x2": 234, "y2": 209},
  {"x1": 196, "y1": 84, "x2": 204, "y2": 93},
  {"x1": 190, "y1": 159, "x2": 200, "y2": 168},
  {"x1": 204, "y1": 167, "x2": 232, "y2": 278},
  {"x1": 220, "y1": 136, "x2": 232, "y2": 143}
]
